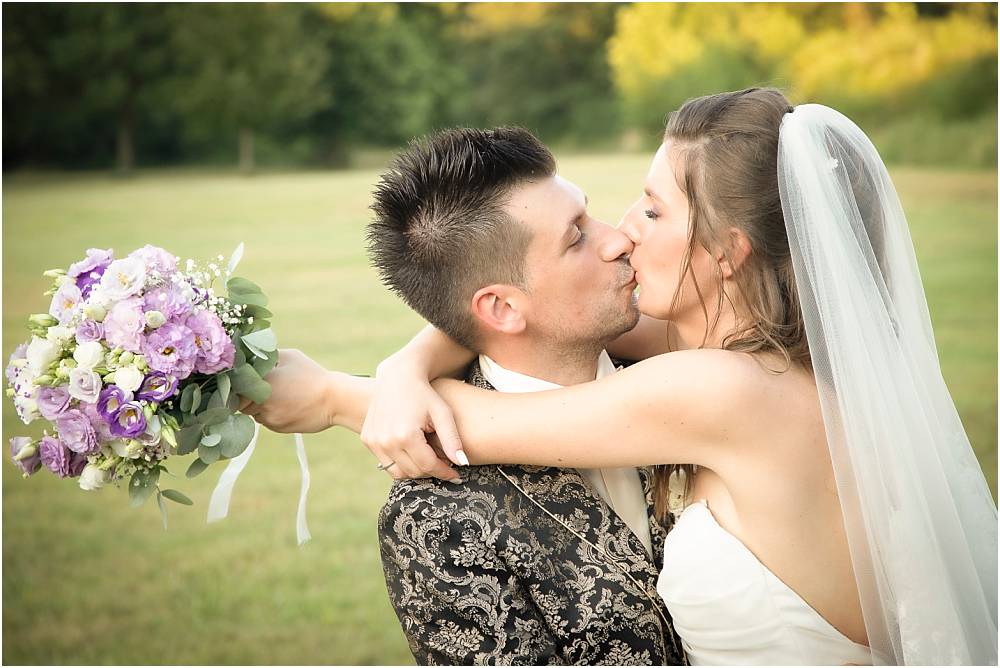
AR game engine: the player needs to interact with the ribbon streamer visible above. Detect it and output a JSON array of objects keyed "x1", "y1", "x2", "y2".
[{"x1": 206, "y1": 421, "x2": 312, "y2": 546}]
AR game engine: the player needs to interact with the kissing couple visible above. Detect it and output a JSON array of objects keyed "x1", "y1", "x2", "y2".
[{"x1": 242, "y1": 88, "x2": 997, "y2": 666}]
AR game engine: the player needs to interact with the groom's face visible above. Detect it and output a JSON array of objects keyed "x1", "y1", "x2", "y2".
[{"x1": 505, "y1": 175, "x2": 640, "y2": 346}]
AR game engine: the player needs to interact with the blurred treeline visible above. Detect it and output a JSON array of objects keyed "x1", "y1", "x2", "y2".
[{"x1": 4, "y1": 2, "x2": 997, "y2": 173}]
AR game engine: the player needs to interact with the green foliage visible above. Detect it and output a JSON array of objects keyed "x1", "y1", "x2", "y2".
[{"x1": 2, "y1": 3, "x2": 996, "y2": 169}]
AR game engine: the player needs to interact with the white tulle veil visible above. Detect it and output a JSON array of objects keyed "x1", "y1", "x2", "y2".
[{"x1": 777, "y1": 104, "x2": 997, "y2": 665}]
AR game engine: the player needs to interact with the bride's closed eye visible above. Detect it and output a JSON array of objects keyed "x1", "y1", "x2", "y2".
[{"x1": 644, "y1": 208, "x2": 659, "y2": 220}]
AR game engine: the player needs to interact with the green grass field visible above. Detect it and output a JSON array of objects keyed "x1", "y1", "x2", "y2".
[{"x1": 3, "y1": 157, "x2": 996, "y2": 665}]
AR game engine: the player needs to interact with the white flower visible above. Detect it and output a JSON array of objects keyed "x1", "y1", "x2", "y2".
[
  {"x1": 46, "y1": 325, "x2": 75, "y2": 345},
  {"x1": 826, "y1": 157, "x2": 839, "y2": 171},
  {"x1": 111, "y1": 439, "x2": 142, "y2": 459},
  {"x1": 73, "y1": 341, "x2": 106, "y2": 370},
  {"x1": 26, "y1": 336, "x2": 61, "y2": 374},
  {"x1": 14, "y1": 392, "x2": 40, "y2": 424},
  {"x1": 79, "y1": 463, "x2": 110, "y2": 491},
  {"x1": 68, "y1": 367, "x2": 102, "y2": 403},
  {"x1": 98, "y1": 257, "x2": 147, "y2": 300},
  {"x1": 114, "y1": 366, "x2": 144, "y2": 393}
]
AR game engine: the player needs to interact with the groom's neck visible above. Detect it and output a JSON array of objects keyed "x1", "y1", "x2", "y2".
[{"x1": 480, "y1": 339, "x2": 605, "y2": 386}]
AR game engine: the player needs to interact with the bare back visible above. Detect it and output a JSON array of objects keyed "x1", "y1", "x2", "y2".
[{"x1": 690, "y1": 353, "x2": 867, "y2": 645}]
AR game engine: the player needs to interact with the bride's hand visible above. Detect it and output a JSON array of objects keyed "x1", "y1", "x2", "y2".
[
  {"x1": 360, "y1": 354, "x2": 465, "y2": 483},
  {"x1": 239, "y1": 348, "x2": 339, "y2": 434}
]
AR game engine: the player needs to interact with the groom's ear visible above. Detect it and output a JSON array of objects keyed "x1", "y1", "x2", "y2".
[
  {"x1": 717, "y1": 227, "x2": 752, "y2": 279},
  {"x1": 470, "y1": 284, "x2": 527, "y2": 335}
]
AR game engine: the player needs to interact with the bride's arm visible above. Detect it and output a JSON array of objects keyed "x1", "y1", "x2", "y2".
[{"x1": 368, "y1": 349, "x2": 753, "y2": 471}]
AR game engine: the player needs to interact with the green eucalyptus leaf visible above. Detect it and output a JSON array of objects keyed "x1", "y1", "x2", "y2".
[
  {"x1": 179, "y1": 384, "x2": 197, "y2": 413},
  {"x1": 251, "y1": 349, "x2": 278, "y2": 377},
  {"x1": 161, "y1": 488, "x2": 194, "y2": 506},
  {"x1": 190, "y1": 385, "x2": 202, "y2": 414},
  {"x1": 200, "y1": 433, "x2": 222, "y2": 447},
  {"x1": 207, "y1": 389, "x2": 226, "y2": 410},
  {"x1": 186, "y1": 458, "x2": 209, "y2": 478},
  {"x1": 242, "y1": 339, "x2": 269, "y2": 360},
  {"x1": 176, "y1": 425, "x2": 203, "y2": 456},
  {"x1": 192, "y1": 407, "x2": 232, "y2": 427},
  {"x1": 241, "y1": 328, "x2": 277, "y2": 352},
  {"x1": 217, "y1": 414, "x2": 256, "y2": 459},
  {"x1": 217, "y1": 373, "x2": 231, "y2": 405},
  {"x1": 243, "y1": 305, "x2": 273, "y2": 320},
  {"x1": 129, "y1": 468, "x2": 160, "y2": 508},
  {"x1": 226, "y1": 390, "x2": 241, "y2": 411},
  {"x1": 198, "y1": 442, "x2": 221, "y2": 464},
  {"x1": 157, "y1": 491, "x2": 169, "y2": 530},
  {"x1": 234, "y1": 344, "x2": 247, "y2": 367},
  {"x1": 229, "y1": 292, "x2": 268, "y2": 307},
  {"x1": 227, "y1": 276, "x2": 261, "y2": 295},
  {"x1": 231, "y1": 364, "x2": 271, "y2": 403}
]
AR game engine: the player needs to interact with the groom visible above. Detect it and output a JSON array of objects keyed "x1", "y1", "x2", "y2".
[{"x1": 247, "y1": 127, "x2": 685, "y2": 665}]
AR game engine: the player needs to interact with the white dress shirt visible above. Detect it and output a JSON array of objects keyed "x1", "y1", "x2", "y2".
[{"x1": 478, "y1": 351, "x2": 654, "y2": 558}]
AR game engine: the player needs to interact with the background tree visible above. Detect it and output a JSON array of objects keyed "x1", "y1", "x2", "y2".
[{"x1": 168, "y1": 3, "x2": 331, "y2": 172}]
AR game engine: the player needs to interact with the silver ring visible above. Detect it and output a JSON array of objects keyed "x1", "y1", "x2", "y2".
[{"x1": 376, "y1": 460, "x2": 397, "y2": 471}]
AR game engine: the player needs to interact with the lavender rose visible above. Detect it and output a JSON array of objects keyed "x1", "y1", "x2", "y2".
[
  {"x1": 68, "y1": 248, "x2": 114, "y2": 279},
  {"x1": 142, "y1": 287, "x2": 191, "y2": 321},
  {"x1": 135, "y1": 371, "x2": 178, "y2": 402},
  {"x1": 10, "y1": 437, "x2": 41, "y2": 476},
  {"x1": 103, "y1": 297, "x2": 145, "y2": 353},
  {"x1": 48, "y1": 281, "x2": 83, "y2": 325},
  {"x1": 37, "y1": 386, "x2": 71, "y2": 420},
  {"x1": 128, "y1": 245, "x2": 178, "y2": 277},
  {"x1": 68, "y1": 367, "x2": 103, "y2": 403},
  {"x1": 143, "y1": 321, "x2": 197, "y2": 379},
  {"x1": 39, "y1": 436, "x2": 74, "y2": 478},
  {"x1": 80, "y1": 400, "x2": 115, "y2": 441},
  {"x1": 98, "y1": 257, "x2": 147, "y2": 301},
  {"x1": 109, "y1": 401, "x2": 147, "y2": 439},
  {"x1": 75, "y1": 319, "x2": 105, "y2": 343},
  {"x1": 186, "y1": 310, "x2": 236, "y2": 374},
  {"x1": 55, "y1": 408, "x2": 101, "y2": 455}
]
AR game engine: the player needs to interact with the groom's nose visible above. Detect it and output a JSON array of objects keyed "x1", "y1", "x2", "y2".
[{"x1": 596, "y1": 221, "x2": 634, "y2": 262}]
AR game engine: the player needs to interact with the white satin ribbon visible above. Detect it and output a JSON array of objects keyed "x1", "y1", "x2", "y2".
[{"x1": 206, "y1": 421, "x2": 312, "y2": 546}]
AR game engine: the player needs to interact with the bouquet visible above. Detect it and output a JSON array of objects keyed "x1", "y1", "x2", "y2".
[{"x1": 6, "y1": 242, "x2": 278, "y2": 526}]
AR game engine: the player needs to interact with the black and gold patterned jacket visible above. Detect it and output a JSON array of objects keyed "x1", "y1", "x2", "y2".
[{"x1": 378, "y1": 362, "x2": 686, "y2": 665}]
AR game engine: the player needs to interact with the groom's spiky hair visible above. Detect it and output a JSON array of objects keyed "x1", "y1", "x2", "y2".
[{"x1": 368, "y1": 127, "x2": 555, "y2": 350}]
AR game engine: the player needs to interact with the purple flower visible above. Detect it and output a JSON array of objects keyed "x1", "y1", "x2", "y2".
[
  {"x1": 55, "y1": 408, "x2": 101, "y2": 455},
  {"x1": 68, "y1": 451, "x2": 88, "y2": 477},
  {"x1": 48, "y1": 281, "x2": 82, "y2": 325},
  {"x1": 80, "y1": 400, "x2": 115, "y2": 441},
  {"x1": 68, "y1": 248, "x2": 114, "y2": 279},
  {"x1": 143, "y1": 321, "x2": 197, "y2": 379},
  {"x1": 186, "y1": 310, "x2": 236, "y2": 374},
  {"x1": 39, "y1": 436, "x2": 74, "y2": 478},
  {"x1": 97, "y1": 385, "x2": 132, "y2": 422},
  {"x1": 135, "y1": 371, "x2": 178, "y2": 402},
  {"x1": 142, "y1": 287, "x2": 191, "y2": 321},
  {"x1": 6, "y1": 343, "x2": 28, "y2": 385},
  {"x1": 75, "y1": 319, "x2": 105, "y2": 344},
  {"x1": 128, "y1": 245, "x2": 177, "y2": 277},
  {"x1": 10, "y1": 437, "x2": 41, "y2": 476},
  {"x1": 103, "y1": 297, "x2": 145, "y2": 353},
  {"x1": 37, "y1": 386, "x2": 72, "y2": 420},
  {"x1": 109, "y1": 401, "x2": 146, "y2": 439}
]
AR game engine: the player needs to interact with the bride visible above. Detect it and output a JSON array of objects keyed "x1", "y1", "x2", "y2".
[{"x1": 257, "y1": 88, "x2": 998, "y2": 664}]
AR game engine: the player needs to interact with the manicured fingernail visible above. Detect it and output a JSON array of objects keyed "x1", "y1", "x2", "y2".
[
  {"x1": 449, "y1": 477, "x2": 463, "y2": 484},
  {"x1": 456, "y1": 450, "x2": 470, "y2": 466}
]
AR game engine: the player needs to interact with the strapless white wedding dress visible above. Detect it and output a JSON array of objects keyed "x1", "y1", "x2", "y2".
[{"x1": 657, "y1": 501, "x2": 876, "y2": 665}]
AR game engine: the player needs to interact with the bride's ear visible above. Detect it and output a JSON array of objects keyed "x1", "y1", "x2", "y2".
[
  {"x1": 470, "y1": 284, "x2": 527, "y2": 335},
  {"x1": 716, "y1": 227, "x2": 752, "y2": 278}
]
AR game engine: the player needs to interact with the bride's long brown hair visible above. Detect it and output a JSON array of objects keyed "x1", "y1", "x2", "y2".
[{"x1": 653, "y1": 88, "x2": 812, "y2": 522}]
